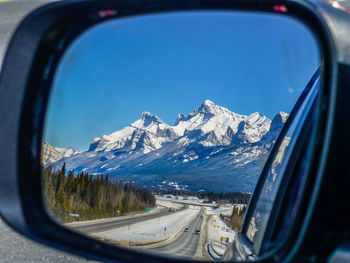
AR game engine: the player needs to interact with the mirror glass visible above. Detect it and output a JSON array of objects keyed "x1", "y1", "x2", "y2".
[
  {"x1": 244, "y1": 71, "x2": 320, "y2": 255},
  {"x1": 41, "y1": 10, "x2": 320, "y2": 261}
]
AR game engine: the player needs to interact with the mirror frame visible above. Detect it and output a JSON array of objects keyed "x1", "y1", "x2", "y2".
[{"x1": 0, "y1": 0, "x2": 340, "y2": 262}]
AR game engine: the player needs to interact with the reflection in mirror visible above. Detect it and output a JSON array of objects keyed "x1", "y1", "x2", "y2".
[
  {"x1": 245, "y1": 73, "x2": 320, "y2": 255},
  {"x1": 41, "y1": 11, "x2": 320, "y2": 261}
]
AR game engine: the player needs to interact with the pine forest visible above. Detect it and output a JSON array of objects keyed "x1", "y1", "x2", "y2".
[{"x1": 42, "y1": 163, "x2": 156, "y2": 222}]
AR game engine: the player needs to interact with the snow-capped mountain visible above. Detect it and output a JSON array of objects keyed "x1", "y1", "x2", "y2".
[
  {"x1": 47, "y1": 100, "x2": 288, "y2": 193},
  {"x1": 41, "y1": 142, "x2": 80, "y2": 166},
  {"x1": 87, "y1": 100, "x2": 271, "y2": 152},
  {"x1": 88, "y1": 111, "x2": 178, "y2": 154}
]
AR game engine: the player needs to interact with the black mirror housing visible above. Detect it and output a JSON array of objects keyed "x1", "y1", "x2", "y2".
[{"x1": 1, "y1": 0, "x2": 349, "y2": 262}]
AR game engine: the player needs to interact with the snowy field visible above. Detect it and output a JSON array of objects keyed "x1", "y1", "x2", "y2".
[{"x1": 91, "y1": 206, "x2": 200, "y2": 244}]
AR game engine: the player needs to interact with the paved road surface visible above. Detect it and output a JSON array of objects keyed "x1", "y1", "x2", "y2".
[
  {"x1": 70, "y1": 206, "x2": 186, "y2": 234},
  {"x1": 0, "y1": 218, "x2": 95, "y2": 262},
  {"x1": 146, "y1": 212, "x2": 203, "y2": 259},
  {"x1": 0, "y1": 0, "x2": 59, "y2": 65}
]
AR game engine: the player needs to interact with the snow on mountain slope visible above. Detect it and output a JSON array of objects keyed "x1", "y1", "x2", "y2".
[
  {"x1": 48, "y1": 100, "x2": 288, "y2": 192},
  {"x1": 88, "y1": 112, "x2": 179, "y2": 154},
  {"x1": 87, "y1": 100, "x2": 271, "y2": 152},
  {"x1": 41, "y1": 142, "x2": 80, "y2": 166}
]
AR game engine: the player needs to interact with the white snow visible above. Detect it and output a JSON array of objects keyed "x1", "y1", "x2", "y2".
[
  {"x1": 206, "y1": 206, "x2": 235, "y2": 216},
  {"x1": 91, "y1": 206, "x2": 200, "y2": 243}
]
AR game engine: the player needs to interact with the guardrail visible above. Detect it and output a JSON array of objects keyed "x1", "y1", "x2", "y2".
[
  {"x1": 100, "y1": 237, "x2": 168, "y2": 247},
  {"x1": 206, "y1": 243, "x2": 221, "y2": 261}
]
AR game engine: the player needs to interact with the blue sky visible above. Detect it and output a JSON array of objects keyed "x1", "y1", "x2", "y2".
[{"x1": 44, "y1": 11, "x2": 320, "y2": 151}]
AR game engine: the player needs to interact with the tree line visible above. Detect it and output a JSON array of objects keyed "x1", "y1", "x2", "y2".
[
  {"x1": 42, "y1": 163, "x2": 156, "y2": 222},
  {"x1": 198, "y1": 192, "x2": 251, "y2": 205}
]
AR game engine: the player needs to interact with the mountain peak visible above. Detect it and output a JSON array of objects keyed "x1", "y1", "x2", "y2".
[
  {"x1": 140, "y1": 112, "x2": 163, "y2": 124},
  {"x1": 41, "y1": 142, "x2": 80, "y2": 165},
  {"x1": 202, "y1": 99, "x2": 215, "y2": 107},
  {"x1": 198, "y1": 99, "x2": 217, "y2": 114},
  {"x1": 198, "y1": 99, "x2": 240, "y2": 120},
  {"x1": 175, "y1": 113, "x2": 186, "y2": 125}
]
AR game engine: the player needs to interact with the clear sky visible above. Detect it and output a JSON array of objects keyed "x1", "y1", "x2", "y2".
[{"x1": 44, "y1": 11, "x2": 320, "y2": 151}]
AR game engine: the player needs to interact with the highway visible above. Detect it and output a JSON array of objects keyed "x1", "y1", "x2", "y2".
[
  {"x1": 146, "y1": 212, "x2": 203, "y2": 259},
  {"x1": 69, "y1": 206, "x2": 186, "y2": 234}
]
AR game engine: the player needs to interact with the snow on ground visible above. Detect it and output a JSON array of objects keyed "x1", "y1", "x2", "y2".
[
  {"x1": 205, "y1": 208, "x2": 236, "y2": 258},
  {"x1": 91, "y1": 206, "x2": 200, "y2": 244},
  {"x1": 156, "y1": 200, "x2": 184, "y2": 210},
  {"x1": 205, "y1": 203, "x2": 246, "y2": 216},
  {"x1": 205, "y1": 206, "x2": 233, "y2": 216}
]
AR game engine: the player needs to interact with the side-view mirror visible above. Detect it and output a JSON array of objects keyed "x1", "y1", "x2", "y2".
[{"x1": 1, "y1": 0, "x2": 350, "y2": 262}]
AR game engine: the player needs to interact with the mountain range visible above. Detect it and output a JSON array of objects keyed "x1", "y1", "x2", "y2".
[
  {"x1": 42, "y1": 142, "x2": 80, "y2": 165},
  {"x1": 43, "y1": 100, "x2": 288, "y2": 193}
]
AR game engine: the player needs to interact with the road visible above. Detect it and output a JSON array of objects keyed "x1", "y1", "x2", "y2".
[
  {"x1": 70, "y1": 206, "x2": 186, "y2": 234},
  {"x1": 0, "y1": 0, "x2": 59, "y2": 66},
  {"x1": 0, "y1": 217, "x2": 95, "y2": 262},
  {"x1": 146, "y1": 212, "x2": 203, "y2": 259}
]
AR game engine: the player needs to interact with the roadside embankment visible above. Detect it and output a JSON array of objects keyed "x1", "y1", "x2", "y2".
[
  {"x1": 91, "y1": 206, "x2": 200, "y2": 246},
  {"x1": 204, "y1": 207, "x2": 236, "y2": 260},
  {"x1": 65, "y1": 200, "x2": 182, "y2": 228}
]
